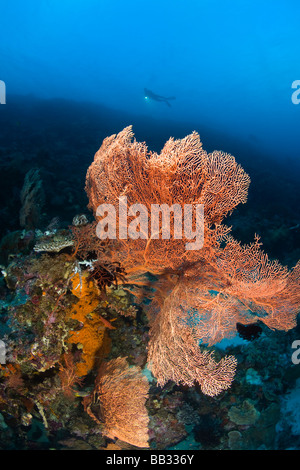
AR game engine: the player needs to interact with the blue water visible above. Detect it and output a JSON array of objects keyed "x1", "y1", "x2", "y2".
[{"x1": 1, "y1": 0, "x2": 300, "y2": 164}]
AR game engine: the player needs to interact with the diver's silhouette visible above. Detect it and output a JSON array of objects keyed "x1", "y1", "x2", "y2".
[{"x1": 144, "y1": 88, "x2": 176, "y2": 107}]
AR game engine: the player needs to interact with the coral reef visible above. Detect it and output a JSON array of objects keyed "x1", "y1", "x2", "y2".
[{"x1": 0, "y1": 125, "x2": 299, "y2": 450}]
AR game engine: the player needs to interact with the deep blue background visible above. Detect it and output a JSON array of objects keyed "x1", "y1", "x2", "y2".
[{"x1": 1, "y1": 0, "x2": 300, "y2": 162}]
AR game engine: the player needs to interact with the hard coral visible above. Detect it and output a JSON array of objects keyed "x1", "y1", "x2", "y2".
[{"x1": 33, "y1": 231, "x2": 74, "y2": 253}]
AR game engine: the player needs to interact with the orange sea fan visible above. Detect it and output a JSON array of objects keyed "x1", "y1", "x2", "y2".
[
  {"x1": 85, "y1": 126, "x2": 250, "y2": 274},
  {"x1": 85, "y1": 127, "x2": 300, "y2": 396},
  {"x1": 147, "y1": 281, "x2": 238, "y2": 396},
  {"x1": 213, "y1": 235, "x2": 300, "y2": 331},
  {"x1": 58, "y1": 352, "x2": 83, "y2": 399},
  {"x1": 86, "y1": 357, "x2": 149, "y2": 448}
]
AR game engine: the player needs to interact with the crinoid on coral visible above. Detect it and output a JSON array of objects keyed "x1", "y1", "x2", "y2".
[
  {"x1": 85, "y1": 126, "x2": 300, "y2": 396},
  {"x1": 87, "y1": 259, "x2": 126, "y2": 294}
]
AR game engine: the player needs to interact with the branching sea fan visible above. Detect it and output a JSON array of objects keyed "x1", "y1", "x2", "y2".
[{"x1": 85, "y1": 126, "x2": 300, "y2": 397}]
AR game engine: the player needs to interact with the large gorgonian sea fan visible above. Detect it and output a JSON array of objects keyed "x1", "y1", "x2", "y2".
[
  {"x1": 85, "y1": 126, "x2": 300, "y2": 396},
  {"x1": 84, "y1": 357, "x2": 149, "y2": 448},
  {"x1": 85, "y1": 126, "x2": 250, "y2": 273}
]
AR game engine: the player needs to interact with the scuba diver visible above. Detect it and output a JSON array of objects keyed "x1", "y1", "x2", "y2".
[{"x1": 144, "y1": 88, "x2": 176, "y2": 107}]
